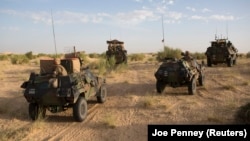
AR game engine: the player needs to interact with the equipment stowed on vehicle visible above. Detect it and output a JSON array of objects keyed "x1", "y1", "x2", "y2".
[
  {"x1": 20, "y1": 50, "x2": 107, "y2": 122},
  {"x1": 106, "y1": 39, "x2": 127, "y2": 64},
  {"x1": 154, "y1": 53, "x2": 205, "y2": 95}
]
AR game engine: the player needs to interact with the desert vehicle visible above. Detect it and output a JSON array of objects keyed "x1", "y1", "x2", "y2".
[
  {"x1": 154, "y1": 53, "x2": 205, "y2": 94},
  {"x1": 106, "y1": 39, "x2": 127, "y2": 64},
  {"x1": 20, "y1": 51, "x2": 107, "y2": 122},
  {"x1": 205, "y1": 38, "x2": 238, "y2": 67}
]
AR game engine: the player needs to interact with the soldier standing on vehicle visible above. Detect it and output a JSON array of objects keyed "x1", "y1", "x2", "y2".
[
  {"x1": 53, "y1": 58, "x2": 68, "y2": 77},
  {"x1": 182, "y1": 51, "x2": 201, "y2": 72},
  {"x1": 183, "y1": 51, "x2": 193, "y2": 61}
]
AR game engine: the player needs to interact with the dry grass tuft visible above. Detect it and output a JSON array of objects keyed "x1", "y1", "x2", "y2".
[
  {"x1": 102, "y1": 113, "x2": 117, "y2": 129},
  {"x1": 141, "y1": 93, "x2": 156, "y2": 108}
]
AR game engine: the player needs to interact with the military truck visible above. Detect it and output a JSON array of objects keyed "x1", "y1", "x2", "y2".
[
  {"x1": 20, "y1": 50, "x2": 107, "y2": 122},
  {"x1": 106, "y1": 39, "x2": 127, "y2": 64},
  {"x1": 154, "y1": 54, "x2": 205, "y2": 94},
  {"x1": 205, "y1": 38, "x2": 238, "y2": 67}
]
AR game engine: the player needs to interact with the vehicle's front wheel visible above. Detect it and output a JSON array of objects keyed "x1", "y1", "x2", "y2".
[
  {"x1": 97, "y1": 85, "x2": 107, "y2": 103},
  {"x1": 207, "y1": 58, "x2": 212, "y2": 67},
  {"x1": 73, "y1": 97, "x2": 87, "y2": 122},
  {"x1": 198, "y1": 73, "x2": 205, "y2": 86},
  {"x1": 188, "y1": 78, "x2": 197, "y2": 95},
  {"x1": 29, "y1": 103, "x2": 46, "y2": 120},
  {"x1": 156, "y1": 80, "x2": 165, "y2": 93},
  {"x1": 233, "y1": 59, "x2": 237, "y2": 65}
]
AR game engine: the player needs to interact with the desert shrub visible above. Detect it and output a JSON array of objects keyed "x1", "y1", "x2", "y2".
[
  {"x1": 47, "y1": 53, "x2": 63, "y2": 58},
  {"x1": 97, "y1": 59, "x2": 107, "y2": 75},
  {"x1": 156, "y1": 46, "x2": 182, "y2": 61},
  {"x1": 88, "y1": 53, "x2": 100, "y2": 58},
  {"x1": 37, "y1": 53, "x2": 48, "y2": 57},
  {"x1": 88, "y1": 61, "x2": 99, "y2": 70},
  {"x1": 115, "y1": 62, "x2": 128, "y2": 73},
  {"x1": 0, "y1": 54, "x2": 9, "y2": 61},
  {"x1": 103, "y1": 113, "x2": 116, "y2": 128},
  {"x1": 106, "y1": 55, "x2": 116, "y2": 71},
  {"x1": 192, "y1": 52, "x2": 206, "y2": 60},
  {"x1": 147, "y1": 57, "x2": 156, "y2": 62},
  {"x1": 99, "y1": 52, "x2": 107, "y2": 59},
  {"x1": 25, "y1": 51, "x2": 34, "y2": 60},
  {"x1": 10, "y1": 55, "x2": 29, "y2": 64},
  {"x1": 129, "y1": 53, "x2": 145, "y2": 61},
  {"x1": 78, "y1": 51, "x2": 88, "y2": 63},
  {"x1": 246, "y1": 52, "x2": 250, "y2": 58}
]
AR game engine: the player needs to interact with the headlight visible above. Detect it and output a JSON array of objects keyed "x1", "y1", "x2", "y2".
[
  {"x1": 28, "y1": 89, "x2": 35, "y2": 94},
  {"x1": 163, "y1": 71, "x2": 168, "y2": 76}
]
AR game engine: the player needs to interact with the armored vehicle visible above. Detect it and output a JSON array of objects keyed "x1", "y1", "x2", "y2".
[
  {"x1": 154, "y1": 53, "x2": 205, "y2": 94},
  {"x1": 21, "y1": 51, "x2": 107, "y2": 122},
  {"x1": 205, "y1": 38, "x2": 238, "y2": 67},
  {"x1": 106, "y1": 39, "x2": 127, "y2": 64}
]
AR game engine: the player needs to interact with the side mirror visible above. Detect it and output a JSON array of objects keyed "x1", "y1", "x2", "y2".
[{"x1": 21, "y1": 81, "x2": 28, "y2": 89}]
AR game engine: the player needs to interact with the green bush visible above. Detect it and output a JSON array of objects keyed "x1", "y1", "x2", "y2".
[
  {"x1": 37, "y1": 53, "x2": 47, "y2": 57},
  {"x1": 88, "y1": 53, "x2": 100, "y2": 58},
  {"x1": 25, "y1": 51, "x2": 34, "y2": 60},
  {"x1": 156, "y1": 46, "x2": 182, "y2": 61},
  {"x1": 106, "y1": 55, "x2": 116, "y2": 71},
  {"x1": 10, "y1": 55, "x2": 29, "y2": 64},
  {"x1": 78, "y1": 52, "x2": 88, "y2": 63},
  {"x1": 191, "y1": 52, "x2": 206, "y2": 60},
  {"x1": 0, "y1": 54, "x2": 9, "y2": 61}
]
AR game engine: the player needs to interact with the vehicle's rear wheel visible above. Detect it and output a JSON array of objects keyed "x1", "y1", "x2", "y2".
[
  {"x1": 188, "y1": 78, "x2": 196, "y2": 95},
  {"x1": 97, "y1": 85, "x2": 107, "y2": 103},
  {"x1": 73, "y1": 97, "x2": 87, "y2": 122},
  {"x1": 227, "y1": 58, "x2": 233, "y2": 67},
  {"x1": 156, "y1": 80, "x2": 165, "y2": 93},
  {"x1": 29, "y1": 103, "x2": 46, "y2": 120}
]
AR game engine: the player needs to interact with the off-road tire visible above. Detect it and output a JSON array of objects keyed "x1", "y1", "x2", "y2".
[
  {"x1": 73, "y1": 97, "x2": 87, "y2": 122},
  {"x1": 233, "y1": 59, "x2": 237, "y2": 65},
  {"x1": 97, "y1": 85, "x2": 107, "y2": 103},
  {"x1": 227, "y1": 58, "x2": 233, "y2": 67},
  {"x1": 198, "y1": 73, "x2": 205, "y2": 86},
  {"x1": 207, "y1": 58, "x2": 212, "y2": 67},
  {"x1": 156, "y1": 80, "x2": 165, "y2": 93},
  {"x1": 188, "y1": 78, "x2": 197, "y2": 95},
  {"x1": 29, "y1": 103, "x2": 46, "y2": 120}
]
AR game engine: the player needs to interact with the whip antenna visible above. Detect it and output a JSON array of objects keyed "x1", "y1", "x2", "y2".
[
  {"x1": 161, "y1": 15, "x2": 165, "y2": 47},
  {"x1": 226, "y1": 22, "x2": 228, "y2": 40},
  {"x1": 51, "y1": 9, "x2": 58, "y2": 57}
]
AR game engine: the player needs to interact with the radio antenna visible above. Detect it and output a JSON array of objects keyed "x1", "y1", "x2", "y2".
[
  {"x1": 161, "y1": 15, "x2": 165, "y2": 47},
  {"x1": 226, "y1": 22, "x2": 228, "y2": 40},
  {"x1": 51, "y1": 9, "x2": 58, "y2": 57}
]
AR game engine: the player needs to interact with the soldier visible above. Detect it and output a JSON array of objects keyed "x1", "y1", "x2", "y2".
[
  {"x1": 53, "y1": 58, "x2": 68, "y2": 77},
  {"x1": 182, "y1": 51, "x2": 201, "y2": 72},
  {"x1": 182, "y1": 51, "x2": 193, "y2": 61}
]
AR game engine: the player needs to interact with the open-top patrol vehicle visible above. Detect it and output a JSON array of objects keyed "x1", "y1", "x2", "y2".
[
  {"x1": 154, "y1": 53, "x2": 205, "y2": 94},
  {"x1": 205, "y1": 37, "x2": 238, "y2": 67},
  {"x1": 21, "y1": 50, "x2": 107, "y2": 122},
  {"x1": 106, "y1": 39, "x2": 127, "y2": 64}
]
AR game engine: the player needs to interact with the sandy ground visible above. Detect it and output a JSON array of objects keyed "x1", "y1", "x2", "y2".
[{"x1": 0, "y1": 58, "x2": 250, "y2": 141}]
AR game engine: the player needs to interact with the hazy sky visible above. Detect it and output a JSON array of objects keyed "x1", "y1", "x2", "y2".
[{"x1": 0, "y1": 0, "x2": 249, "y2": 54}]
